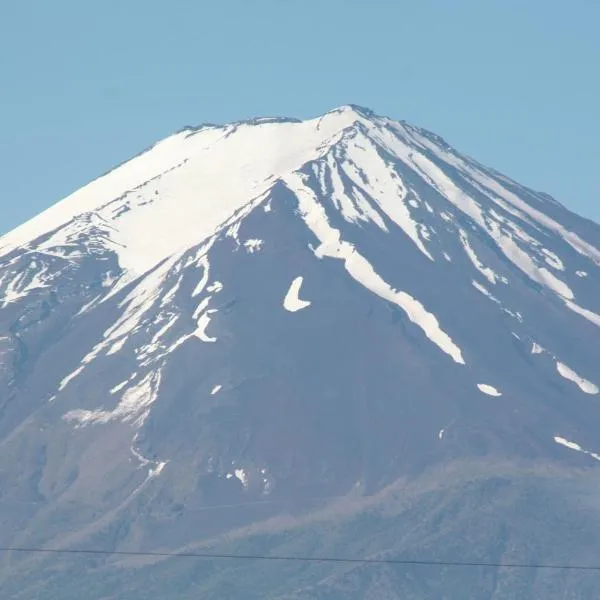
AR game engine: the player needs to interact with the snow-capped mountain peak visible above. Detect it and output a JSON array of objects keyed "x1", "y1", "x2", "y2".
[{"x1": 2, "y1": 105, "x2": 600, "y2": 598}]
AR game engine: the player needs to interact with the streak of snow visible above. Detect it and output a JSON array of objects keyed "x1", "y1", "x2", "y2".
[
  {"x1": 58, "y1": 366, "x2": 84, "y2": 391},
  {"x1": 472, "y1": 280, "x2": 500, "y2": 304},
  {"x1": 325, "y1": 157, "x2": 388, "y2": 230},
  {"x1": 556, "y1": 361, "x2": 599, "y2": 395},
  {"x1": 374, "y1": 131, "x2": 577, "y2": 301},
  {"x1": 554, "y1": 436, "x2": 600, "y2": 462},
  {"x1": 283, "y1": 276, "x2": 311, "y2": 312},
  {"x1": 459, "y1": 230, "x2": 498, "y2": 285},
  {"x1": 541, "y1": 248, "x2": 564, "y2": 271},
  {"x1": 151, "y1": 314, "x2": 179, "y2": 345},
  {"x1": 226, "y1": 221, "x2": 241, "y2": 243},
  {"x1": 576, "y1": 271, "x2": 588, "y2": 278},
  {"x1": 468, "y1": 170, "x2": 600, "y2": 265},
  {"x1": 63, "y1": 370, "x2": 162, "y2": 427},
  {"x1": 341, "y1": 135, "x2": 434, "y2": 261},
  {"x1": 211, "y1": 384, "x2": 222, "y2": 395},
  {"x1": 130, "y1": 434, "x2": 151, "y2": 467},
  {"x1": 191, "y1": 256, "x2": 211, "y2": 297},
  {"x1": 403, "y1": 128, "x2": 600, "y2": 265},
  {"x1": 76, "y1": 294, "x2": 103, "y2": 316},
  {"x1": 110, "y1": 380, "x2": 129, "y2": 395},
  {"x1": 493, "y1": 232, "x2": 574, "y2": 300},
  {"x1": 287, "y1": 174, "x2": 464, "y2": 364},
  {"x1": 149, "y1": 462, "x2": 167, "y2": 478},
  {"x1": 565, "y1": 300, "x2": 600, "y2": 328},
  {"x1": 160, "y1": 274, "x2": 184, "y2": 306}
]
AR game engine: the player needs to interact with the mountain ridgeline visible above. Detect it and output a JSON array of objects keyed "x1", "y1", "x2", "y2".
[{"x1": 1, "y1": 105, "x2": 600, "y2": 599}]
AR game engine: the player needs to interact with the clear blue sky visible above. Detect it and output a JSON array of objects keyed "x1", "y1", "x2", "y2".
[{"x1": 2, "y1": 0, "x2": 599, "y2": 234}]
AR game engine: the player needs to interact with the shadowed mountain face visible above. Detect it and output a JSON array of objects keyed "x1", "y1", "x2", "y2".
[{"x1": 1, "y1": 105, "x2": 600, "y2": 598}]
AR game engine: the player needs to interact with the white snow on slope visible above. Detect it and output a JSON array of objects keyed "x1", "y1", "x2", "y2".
[
  {"x1": 207, "y1": 281, "x2": 224, "y2": 293},
  {"x1": 58, "y1": 366, "x2": 85, "y2": 392},
  {"x1": 541, "y1": 248, "x2": 564, "y2": 271},
  {"x1": 472, "y1": 281, "x2": 500, "y2": 304},
  {"x1": 64, "y1": 369, "x2": 162, "y2": 428},
  {"x1": 477, "y1": 384, "x2": 502, "y2": 397},
  {"x1": 403, "y1": 126, "x2": 600, "y2": 266},
  {"x1": 493, "y1": 232, "x2": 574, "y2": 300},
  {"x1": 556, "y1": 361, "x2": 599, "y2": 395},
  {"x1": 554, "y1": 436, "x2": 600, "y2": 462},
  {"x1": 337, "y1": 134, "x2": 434, "y2": 261},
  {"x1": 287, "y1": 173, "x2": 465, "y2": 365},
  {"x1": 315, "y1": 158, "x2": 387, "y2": 231},
  {"x1": 75, "y1": 255, "x2": 182, "y2": 373},
  {"x1": 194, "y1": 310, "x2": 218, "y2": 342},
  {"x1": 565, "y1": 300, "x2": 600, "y2": 329},
  {"x1": 459, "y1": 230, "x2": 498, "y2": 284},
  {"x1": 234, "y1": 468, "x2": 249, "y2": 488},
  {"x1": 283, "y1": 277, "x2": 311, "y2": 312},
  {"x1": 110, "y1": 380, "x2": 129, "y2": 395},
  {"x1": 370, "y1": 126, "x2": 581, "y2": 303},
  {"x1": 0, "y1": 107, "x2": 372, "y2": 276},
  {"x1": 243, "y1": 239, "x2": 264, "y2": 253}
]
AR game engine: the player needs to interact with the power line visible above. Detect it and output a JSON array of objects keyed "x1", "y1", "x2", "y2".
[{"x1": 2, "y1": 545, "x2": 600, "y2": 572}]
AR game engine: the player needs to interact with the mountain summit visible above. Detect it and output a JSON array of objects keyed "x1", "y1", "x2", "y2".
[{"x1": 1, "y1": 106, "x2": 600, "y2": 599}]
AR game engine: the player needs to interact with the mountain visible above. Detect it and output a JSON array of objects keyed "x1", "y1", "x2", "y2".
[{"x1": 1, "y1": 104, "x2": 600, "y2": 599}]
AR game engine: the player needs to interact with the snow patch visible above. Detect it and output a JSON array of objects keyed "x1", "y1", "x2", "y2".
[
  {"x1": 472, "y1": 280, "x2": 500, "y2": 304},
  {"x1": 565, "y1": 300, "x2": 600, "y2": 328},
  {"x1": 207, "y1": 281, "x2": 223, "y2": 293},
  {"x1": 194, "y1": 310, "x2": 218, "y2": 342},
  {"x1": 556, "y1": 361, "x2": 599, "y2": 395},
  {"x1": 243, "y1": 239, "x2": 264, "y2": 253},
  {"x1": 554, "y1": 436, "x2": 600, "y2": 462},
  {"x1": 477, "y1": 384, "x2": 502, "y2": 397},
  {"x1": 110, "y1": 380, "x2": 129, "y2": 395},
  {"x1": 234, "y1": 469, "x2": 249, "y2": 488},
  {"x1": 283, "y1": 276, "x2": 311, "y2": 312},
  {"x1": 58, "y1": 366, "x2": 85, "y2": 392},
  {"x1": 211, "y1": 384, "x2": 222, "y2": 395},
  {"x1": 63, "y1": 369, "x2": 162, "y2": 427}
]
